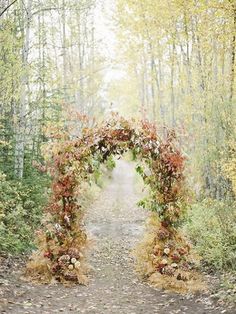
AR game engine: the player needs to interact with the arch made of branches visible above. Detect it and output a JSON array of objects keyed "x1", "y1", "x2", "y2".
[{"x1": 27, "y1": 117, "x2": 200, "y2": 290}]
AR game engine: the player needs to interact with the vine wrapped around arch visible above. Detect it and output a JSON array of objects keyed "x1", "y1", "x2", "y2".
[{"x1": 26, "y1": 116, "x2": 202, "y2": 291}]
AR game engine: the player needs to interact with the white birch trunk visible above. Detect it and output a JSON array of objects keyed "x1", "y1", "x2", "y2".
[{"x1": 14, "y1": 0, "x2": 32, "y2": 179}]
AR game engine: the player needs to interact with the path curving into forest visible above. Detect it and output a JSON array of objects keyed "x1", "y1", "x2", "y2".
[{"x1": 0, "y1": 160, "x2": 233, "y2": 313}]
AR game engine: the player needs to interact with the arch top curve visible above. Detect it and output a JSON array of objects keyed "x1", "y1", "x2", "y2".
[{"x1": 54, "y1": 116, "x2": 186, "y2": 225}]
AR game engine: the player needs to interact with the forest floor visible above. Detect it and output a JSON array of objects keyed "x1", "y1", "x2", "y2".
[{"x1": 0, "y1": 160, "x2": 235, "y2": 314}]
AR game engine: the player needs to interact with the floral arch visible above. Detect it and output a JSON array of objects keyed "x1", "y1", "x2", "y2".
[{"x1": 27, "y1": 116, "x2": 200, "y2": 291}]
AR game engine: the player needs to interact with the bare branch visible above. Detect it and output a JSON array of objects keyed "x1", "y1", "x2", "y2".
[{"x1": 0, "y1": 0, "x2": 17, "y2": 17}]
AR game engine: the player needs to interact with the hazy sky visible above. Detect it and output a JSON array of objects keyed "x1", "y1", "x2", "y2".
[
  {"x1": 94, "y1": 0, "x2": 125, "y2": 112},
  {"x1": 95, "y1": 0, "x2": 125, "y2": 82}
]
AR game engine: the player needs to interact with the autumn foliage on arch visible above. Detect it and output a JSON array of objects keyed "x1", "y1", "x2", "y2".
[{"x1": 27, "y1": 116, "x2": 201, "y2": 291}]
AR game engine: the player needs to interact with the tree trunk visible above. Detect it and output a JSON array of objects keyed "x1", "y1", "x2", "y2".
[
  {"x1": 14, "y1": 0, "x2": 32, "y2": 179},
  {"x1": 62, "y1": 0, "x2": 67, "y2": 100},
  {"x1": 229, "y1": 2, "x2": 236, "y2": 104}
]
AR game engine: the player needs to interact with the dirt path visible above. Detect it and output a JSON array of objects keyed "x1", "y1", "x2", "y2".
[{"x1": 0, "y1": 160, "x2": 234, "y2": 313}]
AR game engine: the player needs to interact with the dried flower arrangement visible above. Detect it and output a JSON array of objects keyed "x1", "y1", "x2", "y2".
[{"x1": 26, "y1": 115, "x2": 203, "y2": 291}]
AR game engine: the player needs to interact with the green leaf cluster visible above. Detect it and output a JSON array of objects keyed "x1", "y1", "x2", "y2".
[
  {"x1": 0, "y1": 170, "x2": 50, "y2": 254},
  {"x1": 184, "y1": 199, "x2": 236, "y2": 271}
]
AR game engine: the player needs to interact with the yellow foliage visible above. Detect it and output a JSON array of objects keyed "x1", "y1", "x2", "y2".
[{"x1": 223, "y1": 137, "x2": 236, "y2": 196}]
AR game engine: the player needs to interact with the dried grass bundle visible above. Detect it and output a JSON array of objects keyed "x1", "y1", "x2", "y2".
[{"x1": 133, "y1": 213, "x2": 206, "y2": 293}]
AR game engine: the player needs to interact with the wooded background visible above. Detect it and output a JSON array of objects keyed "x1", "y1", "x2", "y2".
[{"x1": 0, "y1": 0, "x2": 236, "y2": 278}]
